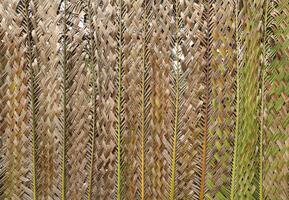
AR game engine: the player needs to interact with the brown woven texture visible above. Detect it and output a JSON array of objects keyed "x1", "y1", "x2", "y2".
[{"x1": 0, "y1": 0, "x2": 288, "y2": 199}]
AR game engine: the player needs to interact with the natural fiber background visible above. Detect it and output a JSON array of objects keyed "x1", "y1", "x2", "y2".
[{"x1": 0, "y1": 0, "x2": 288, "y2": 199}]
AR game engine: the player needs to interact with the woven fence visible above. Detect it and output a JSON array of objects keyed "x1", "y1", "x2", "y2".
[{"x1": 0, "y1": 0, "x2": 288, "y2": 199}]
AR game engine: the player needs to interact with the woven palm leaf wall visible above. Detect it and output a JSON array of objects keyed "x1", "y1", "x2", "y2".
[{"x1": 0, "y1": 0, "x2": 288, "y2": 199}]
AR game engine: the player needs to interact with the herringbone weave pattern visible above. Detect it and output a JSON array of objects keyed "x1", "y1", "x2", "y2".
[{"x1": 0, "y1": 0, "x2": 288, "y2": 199}]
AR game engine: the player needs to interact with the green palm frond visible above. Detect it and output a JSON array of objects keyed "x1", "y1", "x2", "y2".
[
  {"x1": 58, "y1": 0, "x2": 87, "y2": 198},
  {"x1": 168, "y1": 1, "x2": 182, "y2": 199},
  {"x1": 264, "y1": 0, "x2": 289, "y2": 199},
  {"x1": 115, "y1": 0, "x2": 126, "y2": 198},
  {"x1": 231, "y1": 0, "x2": 265, "y2": 199},
  {"x1": 138, "y1": 1, "x2": 152, "y2": 199},
  {"x1": 83, "y1": 0, "x2": 98, "y2": 199},
  {"x1": 18, "y1": 0, "x2": 41, "y2": 199},
  {"x1": 259, "y1": 1, "x2": 271, "y2": 199}
]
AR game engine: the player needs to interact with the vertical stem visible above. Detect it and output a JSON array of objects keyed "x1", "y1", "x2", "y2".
[
  {"x1": 199, "y1": 73, "x2": 209, "y2": 200},
  {"x1": 230, "y1": 0, "x2": 240, "y2": 199},
  {"x1": 169, "y1": 69, "x2": 180, "y2": 200},
  {"x1": 25, "y1": 0, "x2": 37, "y2": 199},
  {"x1": 61, "y1": 0, "x2": 68, "y2": 199},
  {"x1": 117, "y1": 0, "x2": 123, "y2": 199},
  {"x1": 259, "y1": 1, "x2": 268, "y2": 199},
  {"x1": 31, "y1": 69, "x2": 37, "y2": 200},
  {"x1": 169, "y1": 2, "x2": 180, "y2": 199},
  {"x1": 140, "y1": 7, "x2": 147, "y2": 198},
  {"x1": 87, "y1": 1, "x2": 97, "y2": 199},
  {"x1": 87, "y1": 64, "x2": 97, "y2": 200},
  {"x1": 140, "y1": 65, "x2": 145, "y2": 200},
  {"x1": 117, "y1": 54, "x2": 122, "y2": 200},
  {"x1": 199, "y1": 2, "x2": 212, "y2": 199}
]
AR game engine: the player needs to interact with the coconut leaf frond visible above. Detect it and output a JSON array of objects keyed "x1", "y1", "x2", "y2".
[
  {"x1": 230, "y1": 0, "x2": 265, "y2": 199},
  {"x1": 263, "y1": 0, "x2": 289, "y2": 199},
  {"x1": 206, "y1": 0, "x2": 237, "y2": 199}
]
